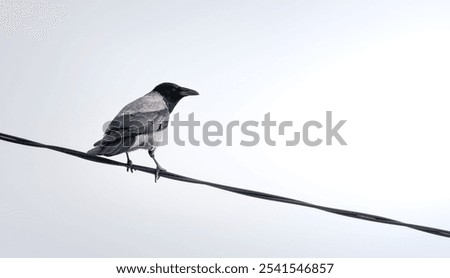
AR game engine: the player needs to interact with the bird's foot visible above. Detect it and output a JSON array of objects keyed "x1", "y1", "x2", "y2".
[
  {"x1": 126, "y1": 159, "x2": 134, "y2": 173},
  {"x1": 154, "y1": 165, "x2": 166, "y2": 183}
]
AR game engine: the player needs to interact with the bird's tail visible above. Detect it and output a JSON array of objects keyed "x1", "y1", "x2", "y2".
[
  {"x1": 87, "y1": 146, "x2": 102, "y2": 155},
  {"x1": 87, "y1": 136, "x2": 134, "y2": 157}
]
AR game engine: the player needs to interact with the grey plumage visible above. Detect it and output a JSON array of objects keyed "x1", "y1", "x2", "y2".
[
  {"x1": 87, "y1": 107, "x2": 169, "y2": 157},
  {"x1": 87, "y1": 82, "x2": 199, "y2": 181}
]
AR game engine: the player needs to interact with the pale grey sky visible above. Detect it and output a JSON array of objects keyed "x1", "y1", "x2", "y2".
[{"x1": 1, "y1": 0, "x2": 450, "y2": 257}]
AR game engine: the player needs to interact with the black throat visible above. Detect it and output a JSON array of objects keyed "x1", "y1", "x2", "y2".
[{"x1": 161, "y1": 93, "x2": 183, "y2": 113}]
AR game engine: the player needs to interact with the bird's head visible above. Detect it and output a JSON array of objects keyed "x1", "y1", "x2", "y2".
[{"x1": 153, "y1": 82, "x2": 199, "y2": 112}]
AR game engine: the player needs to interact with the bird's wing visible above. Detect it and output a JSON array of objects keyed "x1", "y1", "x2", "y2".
[
  {"x1": 95, "y1": 108, "x2": 169, "y2": 145},
  {"x1": 89, "y1": 108, "x2": 169, "y2": 156}
]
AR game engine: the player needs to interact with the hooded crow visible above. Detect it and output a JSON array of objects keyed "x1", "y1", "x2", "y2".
[{"x1": 87, "y1": 82, "x2": 199, "y2": 181}]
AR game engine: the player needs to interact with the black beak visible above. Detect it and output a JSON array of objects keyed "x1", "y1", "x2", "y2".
[{"x1": 179, "y1": 87, "x2": 199, "y2": 96}]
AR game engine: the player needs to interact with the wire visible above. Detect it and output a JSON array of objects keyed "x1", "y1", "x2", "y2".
[{"x1": 1, "y1": 131, "x2": 449, "y2": 239}]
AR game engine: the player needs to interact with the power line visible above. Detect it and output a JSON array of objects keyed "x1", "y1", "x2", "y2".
[{"x1": 1, "y1": 131, "x2": 449, "y2": 239}]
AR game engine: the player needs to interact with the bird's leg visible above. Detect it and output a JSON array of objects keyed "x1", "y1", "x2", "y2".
[
  {"x1": 148, "y1": 148, "x2": 165, "y2": 182},
  {"x1": 125, "y1": 152, "x2": 134, "y2": 173}
]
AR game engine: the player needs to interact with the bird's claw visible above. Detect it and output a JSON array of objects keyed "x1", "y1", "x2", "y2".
[
  {"x1": 126, "y1": 160, "x2": 134, "y2": 173},
  {"x1": 154, "y1": 166, "x2": 166, "y2": 182}
]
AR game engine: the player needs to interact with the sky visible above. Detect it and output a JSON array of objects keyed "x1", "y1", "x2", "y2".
[{"x1": 1, "y1": 0, "x2": 450, "y2": 257}]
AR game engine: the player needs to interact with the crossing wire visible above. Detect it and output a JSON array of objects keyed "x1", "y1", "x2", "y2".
[{"x1": 1, "y1": 131, "x2": 449, "y2": 239}]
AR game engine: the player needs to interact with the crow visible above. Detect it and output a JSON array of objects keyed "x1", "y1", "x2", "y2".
[{"x1": 87, "y1": 82, "x2": 199, "y2": 182}]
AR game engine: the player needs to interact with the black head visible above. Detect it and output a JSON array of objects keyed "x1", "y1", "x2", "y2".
[{"x1": 153, "y1": 82, "x2": 199, "y2": 112}]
